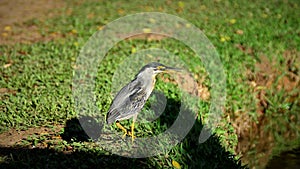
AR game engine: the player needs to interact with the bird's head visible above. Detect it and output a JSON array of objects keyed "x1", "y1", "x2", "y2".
[{"x1": 138, "y1": 62, "x2": 181, "y2": 76}]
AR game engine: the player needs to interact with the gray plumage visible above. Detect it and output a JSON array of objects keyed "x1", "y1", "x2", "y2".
[{"x1": 106, "y1": 62, "x2": 180, "y2": 124}]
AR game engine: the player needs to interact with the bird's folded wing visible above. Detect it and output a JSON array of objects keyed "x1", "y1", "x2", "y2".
[{"x1": 106, "y1": 79, "x2": 145, "y2": 123}]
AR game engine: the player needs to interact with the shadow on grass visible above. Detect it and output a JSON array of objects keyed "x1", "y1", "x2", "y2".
[
  {"x1": 0, "y1": 146, "x2": 149, "y2": 169},
  {"x1": 61, "y1": 117, "x2": 102, "y2": 142},
  {"x1": 0, "y1": 98, "x2": 247, "y2": 169}
]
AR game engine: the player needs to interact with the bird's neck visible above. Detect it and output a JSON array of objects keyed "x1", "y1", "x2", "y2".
[{"x1": 137, "y1": 73, "x2": 157, "y2": 91}]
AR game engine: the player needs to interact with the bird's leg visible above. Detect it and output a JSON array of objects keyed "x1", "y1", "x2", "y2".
[
  {"x1": 116, "y1": 121, "x2": 128, "y2": 139},
  {"x1": 131, "y1": 121, "x2": 135, "y2": 143},
  {"x1": 130, "y1": 115, "x2": 137, "y2": 142}
]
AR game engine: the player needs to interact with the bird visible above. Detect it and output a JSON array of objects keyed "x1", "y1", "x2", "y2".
[{"x1": 106, "y1": 62, "x2": 181, "y2": 142}]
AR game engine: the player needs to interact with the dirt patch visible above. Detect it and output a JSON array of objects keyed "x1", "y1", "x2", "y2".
[
  {"x1": 255, "y1": 52, "x2": 299, "y2": 92},
  {"x1": 235, "y1": 50, "x2": 300, "y2": 168},
  {"x1": 160, "y1": 72, "x2": 210, "y2": 101},
  {"x1": 253, "y1": 51, "x2": 299, "y2": 117},
  {"x1": 0, "y1": 0, "x2": 66, "y2": 45},
  {"x1": 0, "y1": 125, "x2": 64, "y2": 147}
]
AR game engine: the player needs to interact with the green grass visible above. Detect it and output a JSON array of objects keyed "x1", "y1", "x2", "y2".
[{"x1": 1, "y1": 0, "x2": 299, "y2": 168}]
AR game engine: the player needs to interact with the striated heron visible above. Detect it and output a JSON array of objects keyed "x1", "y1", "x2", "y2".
[{"x1": 106, "y1": 62, "x2": 181, "y2": 142}]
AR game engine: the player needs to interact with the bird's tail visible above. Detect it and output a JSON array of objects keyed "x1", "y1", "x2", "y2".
[{"x1": 106, "y1": 110, "x2": 119, "y2": 124}]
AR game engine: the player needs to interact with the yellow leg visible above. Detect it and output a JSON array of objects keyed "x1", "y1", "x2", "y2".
[
  {"x1": 131, "y1": 121, "x2": 135, "y2": 143},
  {"x1": 116, "y1": 121, "x2": 127, "y2": 139}
]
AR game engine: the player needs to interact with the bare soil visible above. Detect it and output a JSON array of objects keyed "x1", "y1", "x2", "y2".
[
  {"x1": 0, "y1": 125, "x2": 64, "y2": 148},
  {"x1": 0, "y1": 0, "x2": 65, "y2": 45},
  {"x1": 235, "y1": 49, "x2": 300, "y2": 168}
]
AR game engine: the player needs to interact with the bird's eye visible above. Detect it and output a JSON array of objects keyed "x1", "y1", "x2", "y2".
[{"x1": 157, "y1": 66, "x2": 165, "y2": 70}]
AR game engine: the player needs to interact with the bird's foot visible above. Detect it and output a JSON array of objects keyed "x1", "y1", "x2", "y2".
[
  {"x1": 127, "y1": 131, "x2": 136, "y2": 142},
  {"x1": 116, "y1": 121, "x2": 136, "y2": 142},
  {"x1": 120, "y1": 130, "x2": 136, "y2": 140}
]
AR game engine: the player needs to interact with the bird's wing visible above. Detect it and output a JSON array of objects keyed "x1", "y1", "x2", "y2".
[{"x1": 106, "y1": 79, "x2": 146, "y2": 124}]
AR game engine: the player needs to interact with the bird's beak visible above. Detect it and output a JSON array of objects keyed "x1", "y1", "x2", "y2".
[{"x1": 164, "y1": 66, "x2": 182, "y2": 73}]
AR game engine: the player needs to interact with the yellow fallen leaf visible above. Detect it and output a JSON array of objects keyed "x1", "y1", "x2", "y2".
[
  {"x1": 131, "y1": 47, "x2": 137, "y2": 53},
  {"x1": 4, "y1": 26, "x2": 12, "y2": 31},
  {"x1": 97, "y1": 26, "x2": 104, "y2": 30},
  {"x1": 172, "y1": 160, "x2": 181, "y2": 169},
  {"x1": 71, "y1": 29, "x2": 77, "y2": 34},
  {"x1": 185, "y1": 23, "x2": 191, "y2": 28},
  {"x1": 149, "y1": 18, "x2": 156, "y2": 23},
  {"x1": 220, "y1": 37, "x2": 226, "y2": 42},
  {"x1": 178, "y1": 1, "x2": 185, "y2": 8},
  {"x1": 229, "y1": 19, "x2": 236, "y2": 24},
  {"x1": 143, "y1": 28, "x2": 151, "y2": 33},
  {"x1": 2, "y1": 32, "x2": 8, "y2": 37}
]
